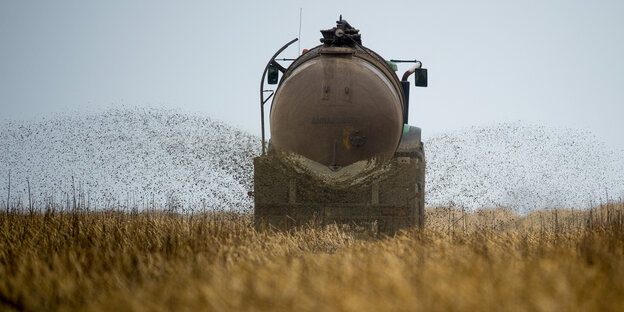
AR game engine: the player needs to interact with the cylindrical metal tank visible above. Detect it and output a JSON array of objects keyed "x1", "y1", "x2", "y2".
[{"x1": 270, "y1": 45, "x2": 405, "y2": 169}]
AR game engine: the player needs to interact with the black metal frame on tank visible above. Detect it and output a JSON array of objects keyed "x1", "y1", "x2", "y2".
[{"x1": 259, "y1": 38, "x2": 298, "y2": 155}]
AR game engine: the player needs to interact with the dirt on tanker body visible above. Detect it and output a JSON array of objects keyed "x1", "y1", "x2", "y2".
[
  {"x1": 283, "y1": 152, "x2": 391, "y2": 188},
  {"x1": 253, "y1": 151, "x2": 380, "y2": 206}
]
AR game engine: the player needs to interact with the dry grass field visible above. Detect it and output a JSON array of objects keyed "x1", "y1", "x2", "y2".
[{"x1": 1, "y1": 203, "x2": 623, "y2": 311}]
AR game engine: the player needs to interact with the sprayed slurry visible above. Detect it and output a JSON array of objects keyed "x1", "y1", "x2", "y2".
[
  {"x1": 1, "y1": 109, "x2": 623, "y2": 213},
  {"x1": 425, "y1": 122, "x2": 624, "y2": 213},
  {"x1": 0, "y1": 108, "x2": 258, "y2": 211}
]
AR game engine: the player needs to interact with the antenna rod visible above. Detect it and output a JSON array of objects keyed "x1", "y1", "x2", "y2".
[{"x1": 298, "y1": 8, "x2": 302, "y2": 54}]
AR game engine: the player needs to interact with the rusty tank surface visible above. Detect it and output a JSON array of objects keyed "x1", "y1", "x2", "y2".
[{"x1": 255, "y1": 17, "x2": 428, "y2": 235}]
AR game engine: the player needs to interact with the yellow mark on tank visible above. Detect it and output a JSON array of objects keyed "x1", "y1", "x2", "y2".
[{"x1": 342, "y1": 126, "x2": 354, "y2": 150}]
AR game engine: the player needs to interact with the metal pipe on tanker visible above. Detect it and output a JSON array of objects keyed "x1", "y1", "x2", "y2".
[{"x1": 401, "y1": 62, "x2": 422, "y2": 82}]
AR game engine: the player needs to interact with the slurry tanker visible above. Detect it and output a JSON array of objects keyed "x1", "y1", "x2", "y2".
[{"x1": 255, "y1": 17, "x2": 428, "y2": 235}]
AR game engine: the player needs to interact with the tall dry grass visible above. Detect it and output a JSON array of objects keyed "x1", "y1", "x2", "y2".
[{"x1": 1, "y1": 204, "x2": 623, "y2": 311}]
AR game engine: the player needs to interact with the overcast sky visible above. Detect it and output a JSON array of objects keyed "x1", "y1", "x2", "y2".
[{"x1": 1, "y1": 0, "x2": 623, "y2": 150}]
